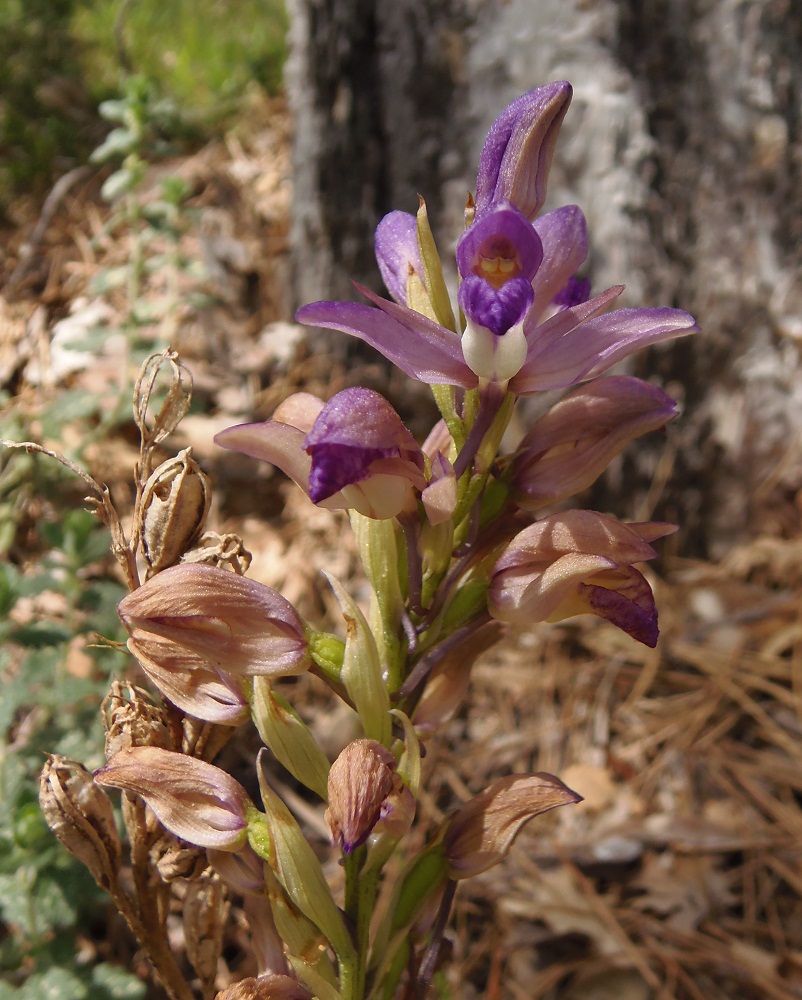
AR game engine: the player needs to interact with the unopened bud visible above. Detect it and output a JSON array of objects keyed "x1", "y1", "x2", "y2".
[
  {"x1": 444, "y1": 773, "x2": 581, "y2": 879},
  {"x1": 95, "y1": 746, "x2": 251, "y2": 851},
  {"x1": 324, "y1": 739, "x2": 402, "y2": 854},
  {"x1": 140, "y1": 449, "x2": 211, "y2": 574},
  {"x1": 39, "y1": 756, "x2": 122, "y2": 892},
  {"x1": 214, "y1": 976, "x2": 312, "y2": 1000}
]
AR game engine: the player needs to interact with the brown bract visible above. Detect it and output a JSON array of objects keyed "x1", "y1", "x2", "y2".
[{"x1": 444, "y1": 772, "x2": 582, "y2": 879}]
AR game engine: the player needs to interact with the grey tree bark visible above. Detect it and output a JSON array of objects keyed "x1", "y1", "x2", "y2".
[{"x1": 287, "y1": 0, "x2": 802, "y2": 555}]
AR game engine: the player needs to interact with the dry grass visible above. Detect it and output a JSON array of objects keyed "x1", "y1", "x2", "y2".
[{"x1": 3, "y1": 93, "x2": 801, "y2": 1000}]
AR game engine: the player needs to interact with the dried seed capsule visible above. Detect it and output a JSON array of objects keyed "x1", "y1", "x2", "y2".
[
  {"x1": 102, "y1": 680, "x2": 175, "y2": 759},
  {"x1": 140, "y1": 448, "x2": 211, "y2": 574},
  {"x1": 183, "y1": 871, "x2": 229, "y2": 984},
  {"x1": 39, "y1": 756, "x2": 123, "y2": 892}
]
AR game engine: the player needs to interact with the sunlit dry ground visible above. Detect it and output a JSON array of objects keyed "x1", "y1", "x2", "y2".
[{"x1": 2, "y1": 95, "x2": 801, "y2": 999}]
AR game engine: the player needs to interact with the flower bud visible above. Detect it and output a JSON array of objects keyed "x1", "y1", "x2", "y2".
[
  {"x1": 325, "y1": 739, "x2": 401, "y2": 853},
  {"x1": 95, "y1": 746, "x2": 251, "y2": 851},
  {"x1": 118, "y1": 563, "x2": 310, "y2": 678},
  {"x1": 214, "y1": 976, "x2": 312, "y2": 1000},
  {"x1": 444, "y1": 773, "x2": 581, "y2": 878},
  {"x1": 474, "y1": 81, "x2": 572, "y2": 220},
  {"x1": 39, "y1": 756, "x2": 122, "y2": 892},
  {"x1": 140, "y1": 448, "x2": 211, "y2": 574}
]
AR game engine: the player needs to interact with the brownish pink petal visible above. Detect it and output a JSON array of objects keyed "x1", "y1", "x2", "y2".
[{"x1": 444, "y1": 773, "x2": 582, "y2": 878}]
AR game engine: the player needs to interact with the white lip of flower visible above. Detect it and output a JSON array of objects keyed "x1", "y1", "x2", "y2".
[{"x1": 461, "y1": 318, "x2": 528, "y2": 383}]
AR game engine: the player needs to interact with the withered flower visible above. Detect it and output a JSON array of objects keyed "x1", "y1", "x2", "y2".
[
  {"x1": 444, "y1": 773, "x2": 581, "y2": 878},
  {"x1": 95, "y1": 746, "x2": 251, "y2": 851},
  {"x1": 118, "y1": 563, "x2": 309, "y2": 677}
]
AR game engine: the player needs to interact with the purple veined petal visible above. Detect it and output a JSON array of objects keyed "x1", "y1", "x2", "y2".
[
  {"x1": 96, "y1": 747, "x2": 250, "y2": 851},
  {"x1": 512, "y1": 286, "x2": 624, "y2": 393},
  {"x1": 475, "y1": 82, "x2": 573, "y2": 220},
  {"x1": 297, "y1": 290, "x2": 476, "y2": 388},
  {"x1": 215, "y1": 420, "x2": 313, "y2": 494},
  {"x1": 375, "y1": 211, "x2": 422, "y2": 305},
  {"x1": 568, "y1": 307, "x2": 701, "y2": 381},
  {"x1": 456, "y1": 202, "x2": 544, "y2": 283},
  {"x1": 529, "y1": 205, "x2": 589, "y2": 318}
]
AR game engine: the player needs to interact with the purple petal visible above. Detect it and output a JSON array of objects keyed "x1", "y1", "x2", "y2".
[
  {"x1": 475, "y1": 82, "x2": 572, "y2": 220},
  {"x1": 375, "y1": 210, "x2": 422, "y2": 305},
  {"x1": 215, "y1": 421, "x2": 312, "y2": 493},
  {"x1": 458, "y1": 275, "x2": 534, "y2": 336},
  {"x1": 570, "y1": 308, "x2": 701, "y2": 380},
  {"x1": 513, "y1": 286, "x2": 625, "y2": 392},
  {"x1": 304, "y1": 387, "x2": 421, "y2": 502},
  {"x1": 582, "y1": 569, "x2": 659, "y2": 647},
  {"x1": 553, "y1": 275, "x2": 592, "y2": 309},
  {"x1": 456, "y1": 202, "x2": 544, "y2": 282},
  {"x1": 297, "y1": 292, "x2": 475, "y2": 388},
  {"x1": 529, "y1": 205, "x2": 589, "y2": 319}
]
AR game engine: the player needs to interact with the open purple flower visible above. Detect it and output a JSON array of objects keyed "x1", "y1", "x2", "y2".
[
  {"x1": 216, "y1": 387, "x2": 426, "y2": 520},
  {"x1": 297, "y1": 82, "x2": 698, "y2": 391}
]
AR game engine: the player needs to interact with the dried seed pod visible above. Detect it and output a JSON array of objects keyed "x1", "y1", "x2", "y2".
[
  {"x1": 134, "y1": 350, "x2": 193, "y2": 448},
  {"x1": 102, "y1": 681, "x2": 175, "y2": 759},
  {"x1": 39, "y1": 756, "x2": 122, "y2": 892},
  {"x1": 140, "y1": 449, "x2": 211, "y2": 575},
  {"x1": 183, "y1": 871, "x2": 229, "y2": 985},
  {"x1": 151, "y1": 831, "x2": 207, "y2": 882}
]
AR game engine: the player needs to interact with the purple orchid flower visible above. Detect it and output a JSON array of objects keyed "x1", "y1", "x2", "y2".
[
  {"x1": 488, "y1": 510, "x2": 676, "y2": 647},
  {"x1": 215, "y1": 387, "x2": 426, "y2": 520},
  {"x1": 296, "y1": 82, "x2": 699, "y2": 391}
]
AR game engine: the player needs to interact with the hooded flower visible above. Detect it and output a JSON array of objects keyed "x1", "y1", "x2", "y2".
[
  {"x1": 296, "y1": 82, "x2": 698, "y2": 390},
  {"x1": 215, "y1": 387, "x2": 426, "y2": 520},
  {"x1": 118, "y1": 563, "x2": 310, "y2": 677},
  {"x1": 324, "y1": 739, "x2": 412, "y2": 854},
  {"x1": 488, "y1": 509, "x2": 675, "y2": 647},
  {"x1": 95, "y1": 746, "x2": 251, "y2": 851}
]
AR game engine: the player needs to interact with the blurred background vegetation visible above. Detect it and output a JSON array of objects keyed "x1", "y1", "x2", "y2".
[
  {"x1": 1, "y1": 3, "x2": 288, "y2": 995},
  {"x1": 0, "y1": 0, "x2": 288, "y2": 204}
]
